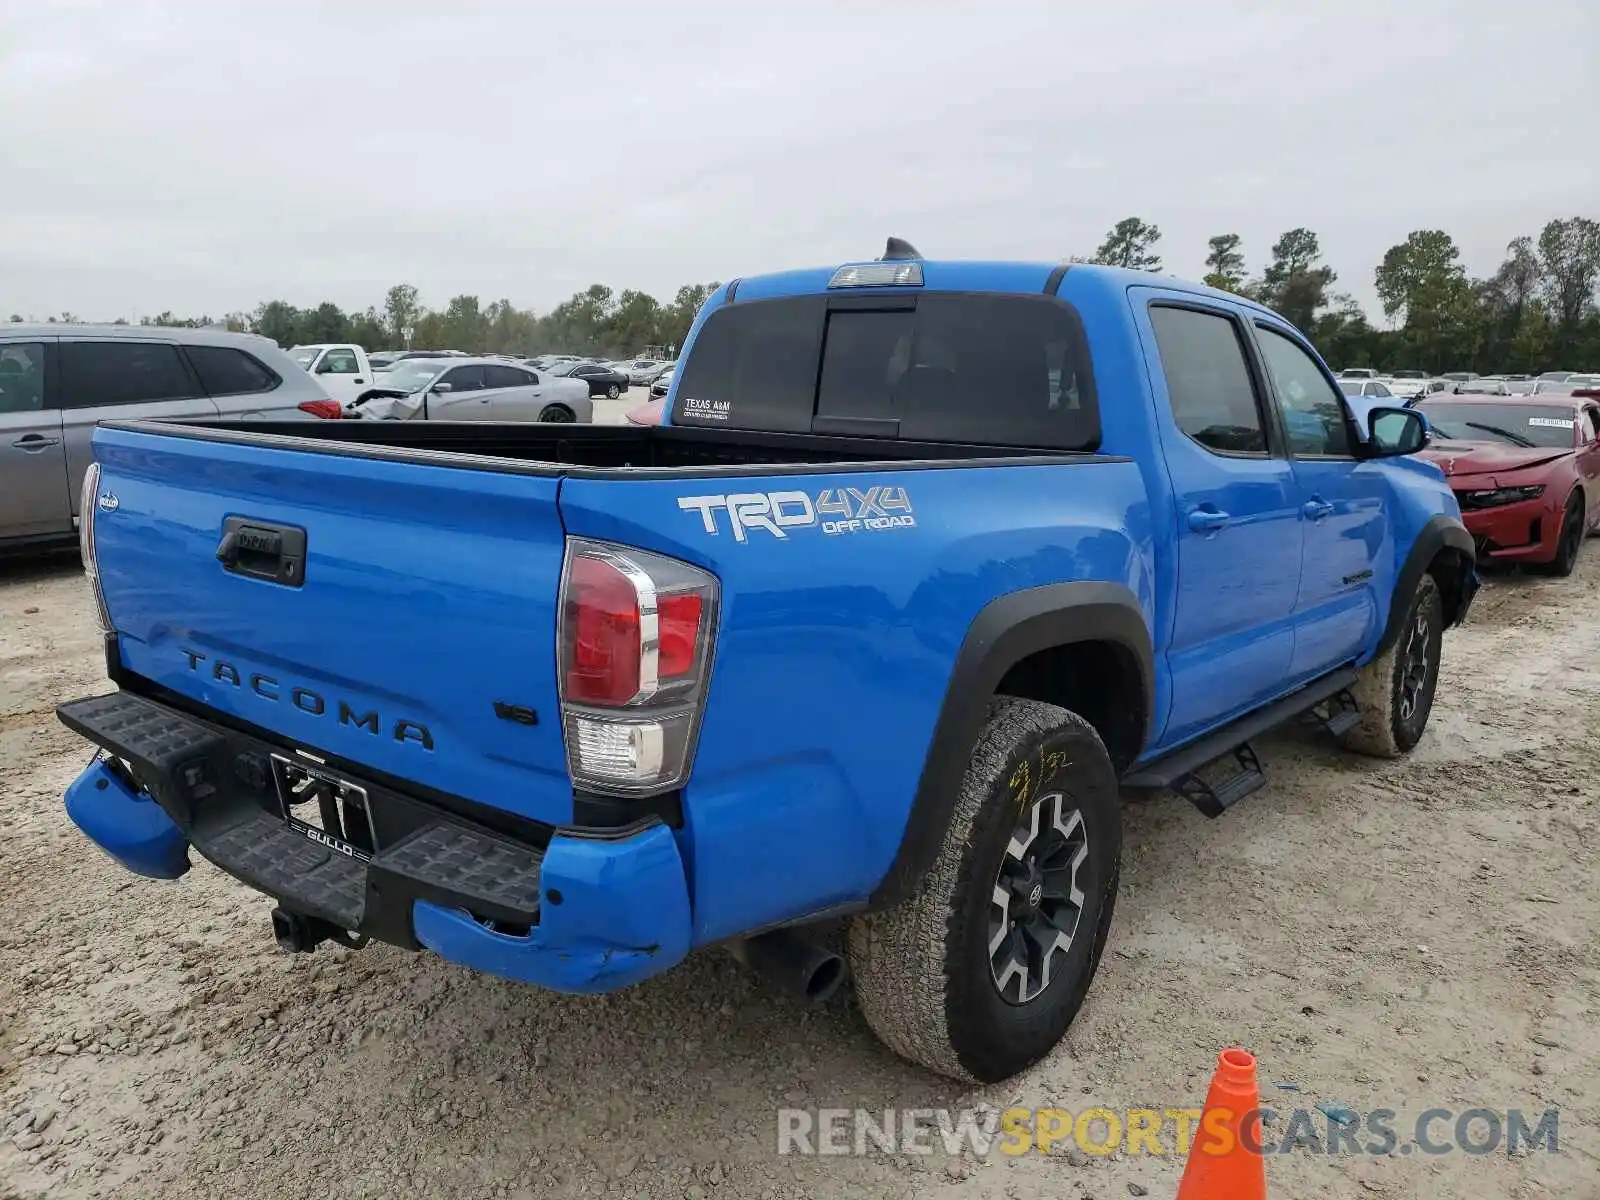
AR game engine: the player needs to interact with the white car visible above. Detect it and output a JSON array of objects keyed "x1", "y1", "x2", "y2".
[
  {"x1": 345, "y1": 357, "x2": 592, "y2": 423},
  {"x1": 619, "y1": 358, "x2": 669, "y2": 385},
  {"x1": 1378, "y1": 377, "x2": 1429, "y2": 401}
]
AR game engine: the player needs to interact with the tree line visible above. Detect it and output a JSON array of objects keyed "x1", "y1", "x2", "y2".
[
  {"x1": 1087, "y1": 215, "x2": 1600, "y2": 372},
  {"x1": 11, "y1": 215, "x2": 1598, "y2": 373},
  {"x1": 8, "y1": 281, "x2": 722, "y2": 364}
]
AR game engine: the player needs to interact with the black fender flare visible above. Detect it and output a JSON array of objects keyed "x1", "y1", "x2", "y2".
[
  {"x1": 868, "y1": 581, "x2": 1154, "y2": 910},
  {"x1": 1375, "y1": 514, "x2": 1475, "y2": 657}
]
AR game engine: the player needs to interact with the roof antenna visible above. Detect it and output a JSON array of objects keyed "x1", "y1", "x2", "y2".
[{"x1": 880, "y1": 237, "x2": 923, "y2": 261}]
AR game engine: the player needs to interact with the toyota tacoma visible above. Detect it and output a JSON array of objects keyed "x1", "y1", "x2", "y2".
[{"x1": 57, "y1": 242, "x2": 1475, "y2": 1082}]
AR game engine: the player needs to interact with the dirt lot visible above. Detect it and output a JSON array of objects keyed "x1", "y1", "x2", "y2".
[{"x1": 1, "y1": 541, "x2": 1596, "y2": 1200}]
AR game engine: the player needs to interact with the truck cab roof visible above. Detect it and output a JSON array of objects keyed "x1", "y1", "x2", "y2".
[{"x1": 726, "y1": 258, "x2": 1279, "y2": 319}]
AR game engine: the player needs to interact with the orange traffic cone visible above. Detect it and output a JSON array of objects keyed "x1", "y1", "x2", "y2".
[{"x1": 1176, "y1": 1048, "x2": 1268, "y2": 1200}]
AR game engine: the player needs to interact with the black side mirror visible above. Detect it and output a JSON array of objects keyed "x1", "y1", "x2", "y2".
[{"x1": 1368, "y1": 406, "x2": 1429, "y2": 456}]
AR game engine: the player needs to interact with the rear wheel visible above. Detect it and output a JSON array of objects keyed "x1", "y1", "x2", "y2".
[
  {"x1": 1534, "y1": 493, "x2": 1584, "y2": 577},
  {"x1": 538, "y1": 404, "x2": 574, "y2": 423},
  {"x1": 1341, "y1": 573, "x2": 1443, "y2": 757},
  {"x1": 849, "y1": 697, "x2": 1121, "y2": 1082},
  {"x1": 606, "y1": 384, "x2": 621, "y2": 400}
]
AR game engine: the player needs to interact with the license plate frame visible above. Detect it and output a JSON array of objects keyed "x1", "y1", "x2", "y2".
[{"x1": 269, "y1": 751, "x2": 377, "y2": 862}]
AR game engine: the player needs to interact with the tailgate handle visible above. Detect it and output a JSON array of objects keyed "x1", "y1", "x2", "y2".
[{"x1": 216, "y1": 517, "x2": 307, "y2": 588}]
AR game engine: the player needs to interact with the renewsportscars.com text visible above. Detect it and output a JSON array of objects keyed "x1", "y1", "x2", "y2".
[{"x1": 775, "y1": 1106, "x2": 1561, "y2": 1159}]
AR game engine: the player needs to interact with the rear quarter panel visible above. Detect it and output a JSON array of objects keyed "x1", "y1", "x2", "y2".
[{"x1": 558, "y1": 459, "x2": 1153, "y2": 944}]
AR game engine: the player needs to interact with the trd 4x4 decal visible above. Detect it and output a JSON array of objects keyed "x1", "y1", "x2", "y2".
[{"x1": 678, "y1": 486, "x2": 915, "y2": 542}]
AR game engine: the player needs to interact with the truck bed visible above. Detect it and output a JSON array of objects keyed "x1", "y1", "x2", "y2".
[{"x1": 105, "y1": 418, "x2": 1105, "y2": 478}]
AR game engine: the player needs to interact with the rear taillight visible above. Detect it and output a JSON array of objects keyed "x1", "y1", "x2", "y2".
[
  {"x1": 79, "y1": 462, "x2": 113, "y2": 634},
  {"x1": 298, "y1": 400, "x2": 344, "y2": 419},
  {"x1": 558, "y1": 539, "x2": 717, "y2": 795}
]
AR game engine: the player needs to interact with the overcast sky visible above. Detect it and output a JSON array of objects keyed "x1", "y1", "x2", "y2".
[{"x1": 3, "y1": 0, "x2": 1594, "y2": 325}]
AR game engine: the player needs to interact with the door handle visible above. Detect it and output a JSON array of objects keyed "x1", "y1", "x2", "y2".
[
  {"x1": 1187, "y1": 507, "x2": 1230, "y2": 533},
  {"x1": 12, "y1": 436, "x2": 61, "y2": 450},
  {"x1": 1302, "y1": 498, "x2": 1335, "y2": 521},
  {"x1": 353, "y1": 378, "x2": 364, "y2": 384}
]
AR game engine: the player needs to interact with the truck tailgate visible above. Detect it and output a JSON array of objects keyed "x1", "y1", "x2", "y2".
[{"x1": 90, "y1": 425, "x2": 573, "y2": 826}]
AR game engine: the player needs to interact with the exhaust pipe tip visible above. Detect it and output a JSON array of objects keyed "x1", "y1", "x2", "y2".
[
  {"x1": 727, "y1": 929, "x2": 846, "y2": 1004},
  {"x1": 803, "y1": 951, "x2": 846, "y2": 1003}
]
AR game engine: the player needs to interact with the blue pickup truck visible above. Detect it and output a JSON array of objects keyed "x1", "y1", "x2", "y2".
[{"x1": 57, "y1": 245, "x2": 1475, "y2": 1082}]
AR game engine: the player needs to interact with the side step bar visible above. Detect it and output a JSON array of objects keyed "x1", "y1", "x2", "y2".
[{"x1": 1124, "y1": 668, "x2": 1360, "y2": 817}]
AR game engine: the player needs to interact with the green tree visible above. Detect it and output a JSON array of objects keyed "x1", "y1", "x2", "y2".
[
  {"x1": 383, "y1": 283, "x2": 421, "y2": 347},
  {"x1": 1373, "y1": 230, "x2": 1475, "y2": 371},
  {"x1": 251, "y1": 301, "x2": 303, "y2": 346},
  {"x1": 1202, "y1": 234, "x2": 1245, "y2": 292},
  {"x1": 1537, "y1": 217, "x2": 1600, "y2": 358},
  {"x1": 661, "y1": 282, "x2": 719, "y2": 353},
  {"x1": 605, "y1": 290, "x2": 664, "y2": 357},
  {"x1": 346, "y1": 307, "x2": 389, "y2": 350},
  {"x1": 1374, "y1": 230, "x2": 1466, "y2": 323},
  {"x1": 1256, "y1": 228, "x2": 1336, "y2": 330},
  {"x1": 1311, "y1": 293, "x2": 1376, "y2": 369},
  {"x1": 437, "y1": 294, "x2": 487, "y2": 351},
  {"x1": 300, "y1": 301, "x2": 350, "y2": 344},
  {"x1": 1091, "y1": 217, "x2": 1163, "y2": 271},
  {"x1": 1474, "y1": 239, "x2": 1546, "y2": 373}
]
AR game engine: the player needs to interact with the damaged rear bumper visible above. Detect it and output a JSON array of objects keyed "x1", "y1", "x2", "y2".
[{"x1": 57, "y1": 690, "x2": 691, "y2": 994}]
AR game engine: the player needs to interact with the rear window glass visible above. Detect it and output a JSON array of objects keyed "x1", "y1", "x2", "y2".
[
  {"x1": 671, "y1": 293, "x2": 1098, "y2": 449},
  {"x1": 672, "y1": 296, "x2": 825, "y2": 433},
  {"x1": 185, "y1": 345, "x2": 281, "y2": 396}
]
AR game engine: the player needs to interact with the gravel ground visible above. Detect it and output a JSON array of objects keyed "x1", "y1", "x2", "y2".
[{"x1": 1, "y1": 512, "x2": 1597, "y2": 1198}]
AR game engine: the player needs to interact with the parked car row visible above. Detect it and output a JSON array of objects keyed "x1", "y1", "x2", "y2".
[{"x1": 1, "y1": 325, "x2": 326, "y2": 549}]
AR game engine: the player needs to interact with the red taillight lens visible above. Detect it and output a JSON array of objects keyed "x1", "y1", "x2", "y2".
[
  {"x1": 565, "y1": 555, "x2": 642, "y2": 705},
  {"x1": 558, "y1": 539, "x2": 719, "y2": 795},
  {"x1": 298, "y1": 400, "x2": 344, "y2": 419},
  {"x1": 658, "y1": 593, "x2": 703, "y2": 678}
]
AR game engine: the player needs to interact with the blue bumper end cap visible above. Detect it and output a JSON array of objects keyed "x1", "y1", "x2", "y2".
[
  {"x1": 413, "y1": 820, "x2": 691, "y2": 994},
  {"x1": 65, "y1": 759, "x2": 190, "y2": 880}
]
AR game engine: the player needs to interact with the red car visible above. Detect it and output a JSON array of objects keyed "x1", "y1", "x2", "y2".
[
  {"x1": 625, "y1": 397, "x2": 663, "y2": 426},
  {"x1": 1413, "y1": 394, "x2": 1600, "y2": 575},
  {"x1": 624, "y1": 367, "x2": 673, "y2": 426}
]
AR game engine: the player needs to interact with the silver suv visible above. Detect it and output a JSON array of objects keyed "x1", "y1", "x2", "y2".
[{"x1": 1, "y1": 325, "x2": 327, "y2": 551}]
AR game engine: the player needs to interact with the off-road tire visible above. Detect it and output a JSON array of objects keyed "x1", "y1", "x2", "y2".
[
  {"x1": 848, "y1": 697, "x2": 1121, "y2": 1082},
  {"x1": 1341, "y1": 573, "x2": 1443, "y2": 758}
]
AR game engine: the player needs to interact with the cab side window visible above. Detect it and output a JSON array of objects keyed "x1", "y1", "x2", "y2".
[
  {"x1": 1255, "y1": 326, "x2": 1353, "y2": 458},
  {"x1": 319, "y1": 348, "x2": 359, "y2": 374},
  {"x1": 1148, "y1": 306, "x2": 1267, "y2": 455}
]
